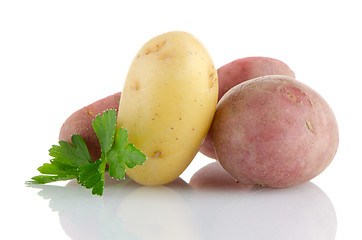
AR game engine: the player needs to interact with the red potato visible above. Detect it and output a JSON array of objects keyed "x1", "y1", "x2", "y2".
[
  {"x1": 211, "y1": 75, "x2": 339, "y2": 188},
  {"x1": 59, "y1": 92, "x2": 121, "y2": 161},
  {"x1": 199, "y1": 57, "x2": 295, "y2": 159},
  {"x1": 217, "y1": 57, "x2": 295, "y2": 102}
]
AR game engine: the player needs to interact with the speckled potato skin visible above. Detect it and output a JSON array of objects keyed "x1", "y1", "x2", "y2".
[
  {"x1": 59, "y1": 92, "x2": 121, "y2": 161},
  {"x1": 117, "y1": 31, "x2": 218, "y2": 186},
  {"x1": 211, "y1": 75, "x2": 339, "y2": 188},
  {"x1": 200, "y1": 57, "x2": 295, "y2": 159}
]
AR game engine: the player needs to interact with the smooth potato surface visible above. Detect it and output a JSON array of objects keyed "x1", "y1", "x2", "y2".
[
  {"x1": 200, "y1": 57, "x2": 295, "y2": 159},
  {"x1": 217, "y1": 57, "x2": 295, "y2": 102},
  {"x1": 117, "y1": 31, "x2": 218, "y2": 186},
  {"x1": 211, "y1": 75, "x2": 338, "y2": 188},
  {"x1": 59, "y1": 92, "x2": 121, "y2": 161}
]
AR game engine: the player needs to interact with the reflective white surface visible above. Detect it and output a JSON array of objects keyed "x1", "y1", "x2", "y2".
[
  {"x1": 1, "y1": 0, "x2": 362, "y2": 239},
  {"x1": 26, "y1": 175, "x2": 336, "y2": 240}
]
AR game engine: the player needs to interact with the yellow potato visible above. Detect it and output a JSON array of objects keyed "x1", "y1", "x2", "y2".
[{"x1": 117, "y1": 31, "x2": 218, "y2": 186}]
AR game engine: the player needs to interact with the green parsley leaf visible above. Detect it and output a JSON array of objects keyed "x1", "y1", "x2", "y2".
[
  {"x1": 79, "y1": 109, "x2": 117, "y2": 195},
  {"x1": 92, "y1": 109, "x2": 117, "y2": 155},
  {"x1": 78, "y1": 159, "x2": 106, "y2": 196},
  {"x1": 37, "y1": 162, "x2": 78, "y2": 176},
  {"x1": 28, "y1": 175, "x2": 76, "y2": 184},
  {"x1": 49, "y1": 135, "x2": 92, "y2": 166},
  {"x1": 107, "y1": 127, "x2": 147, "y2": 180},
  {"x1": 27, "y1": 109, "x2": 147, "y2": 196},
  {"x1": 27, "y1": 135, "x2": 91, "y2": 184}
]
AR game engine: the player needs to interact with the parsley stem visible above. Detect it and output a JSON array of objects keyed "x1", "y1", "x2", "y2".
[{"x1": 99, "y1": 158, "x2": 108, "y2": 175}]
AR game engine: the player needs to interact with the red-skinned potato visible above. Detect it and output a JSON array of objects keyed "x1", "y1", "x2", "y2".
[
  {"x1": 217, "y1": 57, "x2": 295, "y2": 102},
  {"x1": 59, "y1": 92, "x2": 121, "y2": 161},
  {"x1": 211, "y1": 75, "x2": 339, "y2": 188},
  {"x1": 199, "y1": 57, "x2": 295, "y2": 159}
]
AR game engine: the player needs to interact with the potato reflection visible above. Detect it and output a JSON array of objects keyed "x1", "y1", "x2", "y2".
[
  {"x1": 189, "y1": 161, "x2": 336, "y2": 239},
  {"x1": 32, "y1": 175, "x2": 198, "y2": 240},
  {"x1": 31, "y1": 170, "x2": 336, "y2": 240},
  {"x1": 190, "y1": 162, "x2": 253, "y2": 191},
  {"x1": 190, "y1": 180, "x2": 337, "y2": 240},
  {"x1": 118, "y1": 185, "x2": 201, "y2": 240},
  {"x1": 219, "y1": 182, "x2": 336, "y2": 239}
]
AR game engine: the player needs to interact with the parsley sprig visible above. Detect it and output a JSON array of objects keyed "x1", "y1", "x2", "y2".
[{"x1": 27, "y1": 109, "x2": 146, "y2": 196}]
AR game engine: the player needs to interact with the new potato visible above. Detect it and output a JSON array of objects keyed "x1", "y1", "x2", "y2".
[
  {"x1": 217, "y1": 57, "x2": 295, "y2": 102},
  {"x1": 211, "y1": 75, "x2": 339, "y2": 188},
  {"x1": 117, "y1": 31, "x2": 218, "y2": 186},
  {"x1": 59, "y1": 92, "x2": 121, "y2": 161},
  {"x1": 200, "y1": 57, "x2": 295, "y2": 159}
]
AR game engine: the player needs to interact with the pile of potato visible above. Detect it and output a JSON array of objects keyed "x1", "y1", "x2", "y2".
[{"x1": 59, "y1": 31, "x2": 339, "y2": 189}]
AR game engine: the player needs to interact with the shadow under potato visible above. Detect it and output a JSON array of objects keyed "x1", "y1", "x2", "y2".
[{"x1": 189, "y1": 162, "x2": 254, "y2": 191}]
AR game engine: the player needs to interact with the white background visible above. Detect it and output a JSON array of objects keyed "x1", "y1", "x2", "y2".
[{"x1": 1, "y1": 0, "x2": 361, "y2": 239}]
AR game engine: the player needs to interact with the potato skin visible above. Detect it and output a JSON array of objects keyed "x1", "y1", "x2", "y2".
[
  {"x1": 117, "y1": 31, "x2": 218, "y2": 186},
  {"x1": 217, "y1": 57, "x2": 295, "y2": 102},
  {"x1": 59, "y1": 92, "x2": 121, "y2": 161},
  {"x1": 211, "y1": 75, "x2": 339, "y2": 188},
  {"x1": 200, "y1": 57, "x2": 295, "y2": 159}
]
